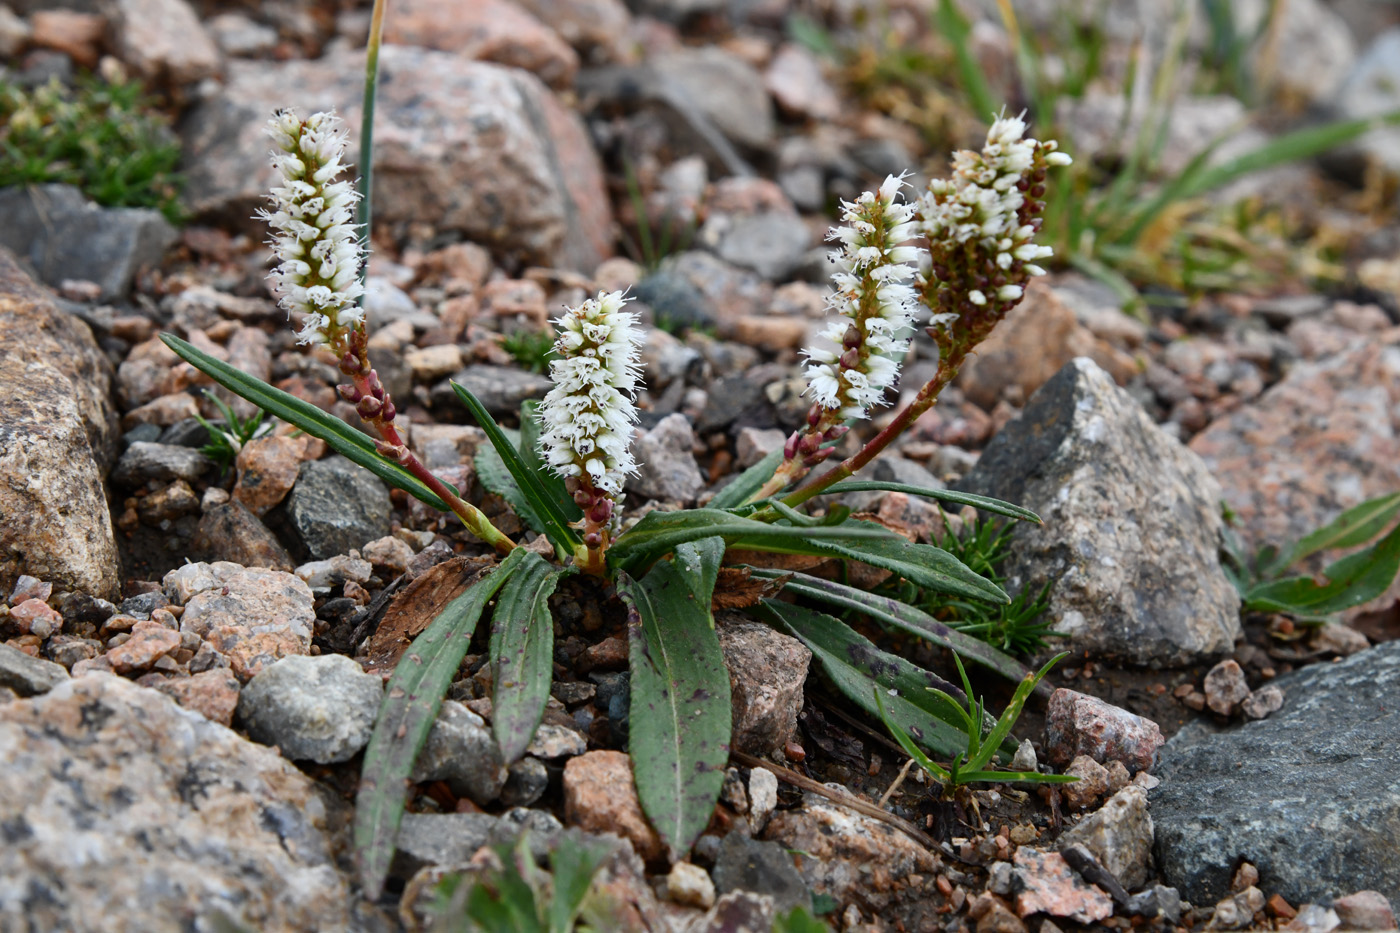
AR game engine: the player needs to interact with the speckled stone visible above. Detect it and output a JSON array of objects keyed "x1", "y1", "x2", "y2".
[
  {"x1": 716, "y1": 613, "x2": 810, "y2": 757},
  {"x1": 235, "y1": 654, "x2": 382, "y2": 763},
  {"x1": 0, "y1": 673, "x2": 353, "y2": 931},
  {"x1": 1044, "y1": 688, "x2": 1165, "y2": 775},
  {"x1": 958, "y1": 358, "x2": 1240, "y2": 666},
  {"x1": 1152, "y1": 640, "x2": 1400, "y2": 906}
]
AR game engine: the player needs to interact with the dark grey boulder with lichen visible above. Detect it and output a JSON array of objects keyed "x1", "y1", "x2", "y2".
[
  {"x1": 1152, "y1": 640, "x2": 1400, "y2": 906},
  {"x1": 956, "y1": 357, "x2": 1240, "y2": 667}
]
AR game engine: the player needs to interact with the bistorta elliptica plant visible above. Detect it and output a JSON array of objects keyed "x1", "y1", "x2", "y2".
[{"x1": 163, "y1": 97, "x2": 1072, "y2": 898}]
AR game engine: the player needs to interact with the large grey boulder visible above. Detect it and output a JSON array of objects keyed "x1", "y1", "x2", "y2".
[
  {"x1": 0, "y1": 673, "x2": 354, "y2": 932},
  {"x1": 1152, "y1": 641, "x2": 1400, "y2": 906},
  {"x1": 181, "y1": 46, "x2": 612, "y2": 272},
  {"x1": 957, "y1": 357, "x2": 1240, "y2": 667}
]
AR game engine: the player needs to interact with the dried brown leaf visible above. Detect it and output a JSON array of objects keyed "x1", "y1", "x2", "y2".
[{"x1": 364, "y1": 556, "x2": 495, "y2": 672}]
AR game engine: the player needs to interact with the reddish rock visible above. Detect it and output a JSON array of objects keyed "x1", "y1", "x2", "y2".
[
  {"x1": 232, "y1": 435, "x2": 306, "y2": 517},
  {"x1": 1044, "y1": 688, "x2": 1164, "y2": 774},
  {"x1": 212, "y1": 629, "x2": 307, "y2": 682},
  {"x1": 563, "y1": 751, "x2": 664, "y2": 861},
  {"x1": 729, "y1": 316, "x2": 808, "y2": 352},
  {"x1": 512, "y1": 0, "x2": 630, "y2": 59},
  {"x1": 105, "y1": 0, "x2": 221, "y2": 85},
  {"x1": 190, "y1": 500, "x2": 295, "y2": 572},
  {"x1": 973, "y1": 894, "x2": 1028, "y2": 933},
  {"x1": 384, "y1": 0, "x2": 578, "y2": 89},
  {"x1": 156, "y1": 669, "x2": 241, "y2": 726},
  {"x1": 122, "y1": 392, "x2": 202, "y2": 429},
  {"x1": 30, "y1": 10, "x2": 104, "y2": 66},
  {"x1": 1333, "y1": 891, "x2": 1397, "y2": 930},
  {"x1": 1060, "y1": 755, "x2": 1110, "y2": 810},
  {"x1": 9, "y1": 599, "x2": 62, "y2": 639},
  {"x1": 1011, "y1": 848, "x2": 1114, "y2": 924},
  {"x1": 1203, "y1": 659, "x2": 1251, "y2": 716},
  {"x1": 138, "y1": 480, "x2": 200, "y2": 525},
  {"x1": 764, "y1": 44, "x2": 840, "y2": 120},
  {"x1": 716, "y1": 613, "x2": 810, "y2": 757},
  {"x1": 106, "y1": 621, "x2": 182, "y2": 674}
]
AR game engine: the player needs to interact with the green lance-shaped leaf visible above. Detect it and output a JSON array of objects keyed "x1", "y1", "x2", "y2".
[
  {"x1": 452, "y1": 380, "x2": 582, "y2": 556},
  {"x1": 162, "y1": 333, "x2": 454, "y2": 512},
  {"x1": 606, "y1": 508, "x2": 891, "y2": 576},
  {"x1": 817, "y1": 481, "x2": 1042, "y2": 524},
  {"x1": 754, "y1": 599, "x2": 1018, "y2": 760},
  {"x1": 355, "y1": 549, "x2": 528, "y2": 899},
  {"x1": 709, "y1": 449, "x2": 783, "y2": 510},
  {"x1": 809, "y1": 523, "x2": 1010, "y2": 604},
  {"x1": 619, "y1": 537, "x2": 731, "y2": 858},
  {"x1": 1274, "y1": 491, "x2": 1400, "y2": 575},
  {"x1": 1246, "y1": 522, "x2": 1400, "y2": 618},
  {"x1": 520, "y1": 400, "x2": 586, "y2": 525},
  {"x1": 491, "y1": 552, "x2": 570, "y2": 763},
  {"x1": 744, "y1": 567, "x2": 1042, "y2": 692},
  {"x1": 962, "y1": 652, "x2": 1067, "y2": 773}
]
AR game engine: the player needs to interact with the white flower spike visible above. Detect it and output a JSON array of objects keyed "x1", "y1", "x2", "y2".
[
  {"x1": 538, "y1": 291, "x2": 644, "y2": 500},
  {"x1": 804, "y1": 173, "x2": 925, "y2": 422},
  {"x1": 259, "y1": 109, "x2": 365, "y2": 349}
]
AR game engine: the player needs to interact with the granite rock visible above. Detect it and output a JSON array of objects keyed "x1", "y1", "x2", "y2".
[
  {"x1": 562, "y1": 750, "x2": 663, "y2": 861},
  {"x1": 284, "y1": 456, "x2": 392, "y2": 560},
  {"x1": 1059, "y1": 785, "x2": 1154, "y2": 890},
  {"x1": 626, "y1": 413, "x2": 706, "y2": 504},
  {"x1": 1152, "y1": 640, "x2": 1400, "y2": 905},
  {"x1": 716, "y1": 612, "x2": 810, "y2": 757},
  {"x1": 957, "y1": 358, "x2": 1241, "y2": 666},
  {"x1": 383, "y1": 0, "x2": 577, "y2": 89},
  {"x1": 0, "y1": 641, "x2": 70, "y2": 696},
  {"x1": 236, "y1": 654, "x2": 382, "y2": 763},
  {"x1": 0, "y1": 673, "x2": 352, "y2": 931},
  {"x1": 105, "y1": 0, "x2": 221, "y2": 86}
]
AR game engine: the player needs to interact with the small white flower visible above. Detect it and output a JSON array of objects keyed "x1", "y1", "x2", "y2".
[
  {"x1": 538, "y1": 291, "x2": 644, "y2": 497},
  {"x1": 804, "y1": 174, "x2": 926, "y2": 420},
  {"x1": 258, "y1": 109, "x2": 365, "y2": 349}
]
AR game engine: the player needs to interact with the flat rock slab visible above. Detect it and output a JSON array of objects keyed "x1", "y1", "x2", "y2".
[
  {"x1": 1152, "y1": 640, "x2": 1400, "y2": 906},
  {"x1": 957, "y1": 357, "x2": 1240, "y2": 666},
  {"x1": 0, "y1": 673, "x2": 353, "y2": 932}
]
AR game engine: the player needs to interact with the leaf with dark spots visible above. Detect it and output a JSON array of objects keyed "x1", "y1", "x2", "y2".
[
  {"x1": 620, "y1": 537, "x2": 731, "y2": 859},
  {"x1": 490, "y1": 551, "x2": 570, "y2": 763}
]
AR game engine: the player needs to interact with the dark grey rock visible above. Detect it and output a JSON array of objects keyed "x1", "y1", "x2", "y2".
[
  {"x1": 434, "y1": 365, "x2": 552, "y2": 418},
  {"x1": 284, "y1": 456, "x2": 392, "y2": 559},
  {"x1": 410, "y1": 699, "x2": 507, "y2": 804},
  {"x1": 394, "y1": 808, "x2": 566, "y2": 877},
  {"x1": 1152, "y1": 640, "x2": 1400, "y2": 906},
  {"x1": 500, "y1": 756, "x2": 550, "y2": 808},
  {"x1": 956, "y1": 357, "x2": 1240, "y2": 666},
  {"x1": 711, "y1": 833, "x2": 812, "y2": 914},
  {"x1": 123, "y1": 423, "x2": 164, "y2": 448},
  {"x1": 0, "y1": 642, "x2": 69, "y2": 696},
  {"x1": 700, "y1": 211, "x2": 810, "y2": 282},
  {"x1": 695, "y1": 373, "x2": 767, "y2": 433},
  {"x1": 157, "y1": 418, "x2": 215, "y2": 448},
  {"x1": 634, "y1": 271, "x2": 716, "y2": 333},
  {"x1": 0, "y1": 185, "x2": 176, "y2": 301},
  {"x1": 111, "y1": 442, "x2": 213, "y2": 488},
  {"x1": 627, "y1": 413, "x2": 705, "y2": 504},
  {"x1": 235, "y1": 654, "x2": 382, "y2": 763}
]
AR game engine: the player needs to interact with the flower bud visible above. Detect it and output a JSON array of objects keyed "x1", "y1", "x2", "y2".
[
  {"x1": 336, "y1": 384, "x2": 362, "y2": 402},
  {"x1": 356, "y1": 396, "x2": 383, "y2": 419}
]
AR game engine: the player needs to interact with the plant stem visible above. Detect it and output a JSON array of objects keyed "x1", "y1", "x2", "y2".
[
  {"x1": 355, "y1": 0, "x2": 387, "y2": 305},
  {"x1": 780, "y1": 349, "x2": 965, "y2": 510}
]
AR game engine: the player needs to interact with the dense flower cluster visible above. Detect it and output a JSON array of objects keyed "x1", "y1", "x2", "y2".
[
  {"x1": 259, "y1": 109, "x2": 365, "y2": 348},
  {"x1": 804, "y1": 173, "x2": 925, "y2": 421},
  {"x1": 918, "y1": 112, "x2": 1070, "y2": 336},
  {"x1": 538, "y1": 291, "x2": 644, "y2": 499}
]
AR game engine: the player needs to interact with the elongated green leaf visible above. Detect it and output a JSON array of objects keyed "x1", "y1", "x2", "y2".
[
  {"x1": 606, "y1": 508, "x2": 890, "y2": 576},
  {"x1": 1278, "y1": 491, "x2": 1400, "y2": 573},
  {"x1": 1246, "y1": 522, "x2": 1400, "y2": 617},
  {"x1": 620, "y1": 538, "x2": 731, "y2": 858},
  {"x1": 965, "y1": 653, "x2": 1066, "y2": 773},
  {"x1": 490, "y1": 552, "x2": 570, "y2": 763},
  {"x1": 812, "y1": 525, "x2": 1010, "y2": 604},
  {"x1": 475, "y1": 443, "x2": 552, "y2": 540},
  {"x1": 162, "y1": 333, "x2": 453, "y2": 512},
  {"x1": 743, "y1": 567, "x2": 1039, "y2": 689},
  {"x1": 874, "y1": 686, "x2": 951, "y2": 783},
  {"x1": 520, "y1": 400, "x2": 583, "y2": 527},
  {"x1": 355, "y1": 549, "x2": 527, "y2": 899},
  {"x1": 933, "y1": 0, "x2": 998, "y2": 121},
  {"x1": 755, "y1": 600, "x2": 1017, "y2": 760},
  {"x1": 452, "y1": 381, "x2": 581, "y2": 556},
  {"x1": 820, "y1": 481, "x2": 1042, "y2": 524},
  {"x1": 710, "y1": 449, "x2": 783, "y2": 510}
]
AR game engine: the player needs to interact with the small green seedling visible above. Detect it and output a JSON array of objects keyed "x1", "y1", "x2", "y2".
[
  {"x1": 1223, "y1": 492, "x2": 1400, "y2": 622},
  {"x1": 875, "y1": 651, "x2": 1076, "y2": 794},
  {"x1": 193, "y1": 391, "x2": 272, "y2": 476}
]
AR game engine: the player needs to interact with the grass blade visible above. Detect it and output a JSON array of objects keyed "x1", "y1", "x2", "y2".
[
  {"x1": 820, "y1": 481, "x2": 1042, "y2": 523},
  {"x1": 743, "y1": 567, "x2": 1042, "y2": 691},
  {"x1": 163, "y1": 333, "x2": 454, "y2": 511},
  {"x1": 933, "y1": 0, "x2": 999, "y2": 120},
  {"x1": 620, "y1": 537, "x2": 731, "y2": 858},
  {"x1": 452, "y1": 381, "x2": 581, "y2": 556},
  {"x1": 354, "y1": 549, "x2": 527, "y2": 899},
  {"x1": 490, "y1": 552, "x2": 570, "y2": 763},
  {"x1": 965, "y1": 653, "x2": 1066, "y2": 773}
]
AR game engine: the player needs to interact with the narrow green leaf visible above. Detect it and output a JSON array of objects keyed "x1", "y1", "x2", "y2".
[
  {"x1": 965, "y1": 653, "x2": 1067, "y2": 773},
  {"x1": 520, "y1": 400, "x2": 583, "y2": 527},
  {"x1": 490, "y1": 552, "x2": 570, "y2": 763},
  {"x1": 451, "y1": 381, "x2": 581, "y2": 555},
  {"x1": 820, "y1": 481, "x2": 1042, "y2": 523},
  {"x1": 951, "y1": 770, "x2": 1078, "y2": 784},
  {"x1": 1280, "y1": 491, "x2": 1400, "y2": 572},
  {"x1": 932, "y1": 0, "x2": 999, "y2": 121},
  {"x1": 812, "y1": 525, "x2": 1010, "y2": 604},
  {"x1": 754, "y1": 600, "x2": 1018, "y2": 759},
  {"x1": 606, "y1": 508, "x2": 890, "y2": 576},
  {"x1": 354, "y1": 549, "x2": 527, "y2": 899},
  {"x1": 710, "y1": 449, "x2": 784, "y2": 510},
  {"x1": 1246, "y1": 522, "x2": 1400, "y2": 617},
  {"x1": 873, "y1": 687, "x2": 950, "y2": 784},
  {"x1": 744, "y1": 568, "x2": 1040, "y2": 690},
  {"x1": 619, "y1": 546, "x2": 731, "y2": 858},
  {"x1": 162, "y1": 333, "x2": 454, "y2": 512}
]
